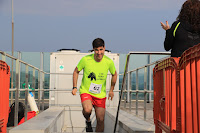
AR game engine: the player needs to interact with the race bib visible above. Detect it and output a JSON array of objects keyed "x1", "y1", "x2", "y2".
[{"x1": 89, "y1": 83, "x2": 102, "y2": 94}]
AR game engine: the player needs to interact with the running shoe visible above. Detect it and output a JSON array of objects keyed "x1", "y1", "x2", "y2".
[{"x1": 86, "y1": 121, "x2": 93, "y2": 132}]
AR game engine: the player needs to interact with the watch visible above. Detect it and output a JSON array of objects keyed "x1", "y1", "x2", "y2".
[{"x1": 72, "y1": 87, "x2": 77, "y2": 89}]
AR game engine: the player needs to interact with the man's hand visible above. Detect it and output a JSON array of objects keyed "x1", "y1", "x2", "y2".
[
  {"x1": 108, "y1": 91, "x2": 114, "y2": 101},
  {"x1": 72, "y1": 88, "x2": 77, "y2": 95},
  {"x1": 160, "y1": 21, "x2": 170, "y2": 30}
]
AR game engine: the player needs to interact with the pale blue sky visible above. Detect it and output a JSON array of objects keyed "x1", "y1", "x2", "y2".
[{"x1": 0, "y1": 0, "x2": 185, "y2": 53}]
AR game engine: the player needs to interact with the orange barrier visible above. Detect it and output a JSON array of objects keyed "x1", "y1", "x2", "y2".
[
  {"x1": 0, "y1": 61, "x2": 10, "y2": 133},
  {"x1": 179, "y1": 43, "x2": 200, "y2": 133},
  {"x1": 153, "y1": 43, "x2": 200, "y2": 133},
  {"x1": 153, "y1": 57, "x2": 180, "y2": 133}
]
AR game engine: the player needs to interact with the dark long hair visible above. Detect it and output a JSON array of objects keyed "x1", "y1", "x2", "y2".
[{"x1": 177, "y1": 0, "x2": 200, "y2": 32}]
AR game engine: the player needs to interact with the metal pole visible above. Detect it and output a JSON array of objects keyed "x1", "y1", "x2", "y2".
[
  {"x1": 38, "y1": 70, "x2": 41, "y2": 111},
  {"x1": 18, "y1": 52, "x2": 21, "y2": 98},
  {"x1": 32, "y1": 68, "x2": 36, "y2": 95},
  {"x1": 42, "y1": 72, "x2": 45, "y2": 111},
  {"x1": 127, "y1": 68, "x2": 130, "y2": 102},
  {"x1": 24, "y1": 65, "x2": 28, "y2": 121},
  {"x1": 136, "y1": 69, "x2": 139, "y2": 116},
  {"x1": 144, "y1": 66, "x2": 147, "y2": 120},
  {"x1": 123, "y1": 80, "x2": 127, "y2": 108},
  {"x1": 114, "y1": 54, "x2": 130, "y2": 133},
  {"x1": 40, "y1": 52, "x2": 44, "y2": 106},
  {"x1": 129, "y1": 72, "x2": 132, "y2": 113},
  {"x1": 14, "y1": 59, "x2": 19, "y2": 126},
  {"x1": 122, "y1": 84, "x2": 125, "y2": 107},
  {"x1": 11, "y1": 0, "x2": 14, "y2": 104},
  {"x1": 148, "y1": 54, "x2": 152, "y2": 103}
]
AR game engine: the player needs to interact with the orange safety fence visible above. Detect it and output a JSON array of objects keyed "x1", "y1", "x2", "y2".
[
  {"x1": 153, "y1": 43, "x2": 200, "y2": 133},
  {"x1": 179, "y1": 43, "x2": 200, "y2": 133},
  {"x1": 153, "y1": 57, "x2": 180, "y2": 133},
  {"x1": 0, "y1": 61, "x2": 10, "y2": 133}
]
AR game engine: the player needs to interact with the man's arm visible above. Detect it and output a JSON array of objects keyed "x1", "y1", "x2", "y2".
[
  {"x1": 108, "y1": 71, "x2": 117, "y2": 100},
  {"x1": 72, "y1": 67, "x2": 80, "y2": 95}
]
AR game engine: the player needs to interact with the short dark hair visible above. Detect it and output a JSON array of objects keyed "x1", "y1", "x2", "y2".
[{"x1": 92, "y1": 38, "x2": 105, "y2": 48}]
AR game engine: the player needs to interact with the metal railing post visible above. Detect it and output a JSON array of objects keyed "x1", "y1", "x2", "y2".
[
  {"x1": 10, "y1": 52, "x2": 14, "y2": 104},
  {"x1": 14, "y1": 59, "x2": 19, "y2": 126},
  {"x1": 38, "y1": 71, "x2": 41, "y2": 111},
  {"x1": 32, "y1": 68, "x2": 35, "y2": 95},
  {"x1": 17, "y1": 52, "x2": 21, "y2": 98},
  {"x1": 40, "y1": 52, "x2": 44, "y2": 106},
  {"x1": 144, "y1": 66, "x2": 147, "y2": 120},
  {"x1": 148, "y1": 54, "x2": 152, "y2": 103},
  {"x1": 42, "y1": 72, "x2": 45, "y2": 111},
  {"x1": 136, "y1": 69, "x2": 139, "y2": 116},
  {"x1": 123, "y1": 78, "x2": 127, "y2": 108},
  {"x1": 127, "y1": 69, "x2": 130, "y2": 102},
  {"x1": 24, "y1": 65, "x2": 29, "y2": 121},
  {"x1": 129, "y1": 72, "x2": 132, "y2": 112}
]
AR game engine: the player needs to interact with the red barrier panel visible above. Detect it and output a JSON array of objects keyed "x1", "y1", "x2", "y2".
[
  {"x1": 153, "y1": 57, "x2": 180, "y2": 133},
  {"x1": 18, "y1": 111, "x2": 36, "y2": 125},
  {"x1": 179, "y1": 43, "x2": 200, "y2": 133},
  {"x1": 0, "y1": 61, "x2": 10, "y2": 133}
]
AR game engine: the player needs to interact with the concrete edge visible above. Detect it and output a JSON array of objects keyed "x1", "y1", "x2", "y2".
[
  {"x1": 9, "y1": 107, "x2": 65, "y2": 133},
  {"x1": 106, "y1": 108, "x2": 155, "y2": 133}
]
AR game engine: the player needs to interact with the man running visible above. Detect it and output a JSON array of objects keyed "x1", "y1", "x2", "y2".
[{"x1": 72, "y1": 38, "x2": 117, "y2": 132}]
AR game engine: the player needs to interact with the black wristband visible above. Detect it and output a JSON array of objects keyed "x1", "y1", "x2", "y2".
[{"x1": 72, "y1": 87, "x2": 77, "y2": 89}]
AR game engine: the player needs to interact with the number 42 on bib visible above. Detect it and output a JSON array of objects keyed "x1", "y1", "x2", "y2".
[{"x1": 89, "y1": 83, "x2": 102, "y2": 94}]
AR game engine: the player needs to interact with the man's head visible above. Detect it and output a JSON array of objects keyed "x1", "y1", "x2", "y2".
[
  {"x1": 92, "y1": 38, "x2": 105, "y2": 62},
  {"x1": 92, "y1": 38, "x2": 105, "y2": 48}
]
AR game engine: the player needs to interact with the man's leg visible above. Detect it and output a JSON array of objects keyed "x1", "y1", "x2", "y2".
[
  {"x1": 82, "y1": 100, "x2": 93, "y2": 132},
  {"x1": 94, "y1": 106, "x2": 105, "y2": 132},
  {"x1": 82, "y1": 100, "x2": 93, "y2": 121}
]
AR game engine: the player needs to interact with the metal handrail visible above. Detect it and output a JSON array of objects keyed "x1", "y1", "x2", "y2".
[
  {"x1": 0, "y1": 51, "x2": 46, "y2": 126},
  {"x1": 0, "y1": 51, "x2": 45, "y2": 73},
  {"x1": 113, "y1": 52, "x2": 170, "y2": 133},
  {"x1": 127, "y1": 56, "x2": 170, "y2": 73}
]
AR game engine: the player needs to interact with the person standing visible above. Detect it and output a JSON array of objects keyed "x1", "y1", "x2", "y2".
[
  {"x1": 72, "y1": 38, "x2": 117, "y2": 132},
  {"x1": 161, "y1": 0, "x2": 200, "y2": 57}
]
